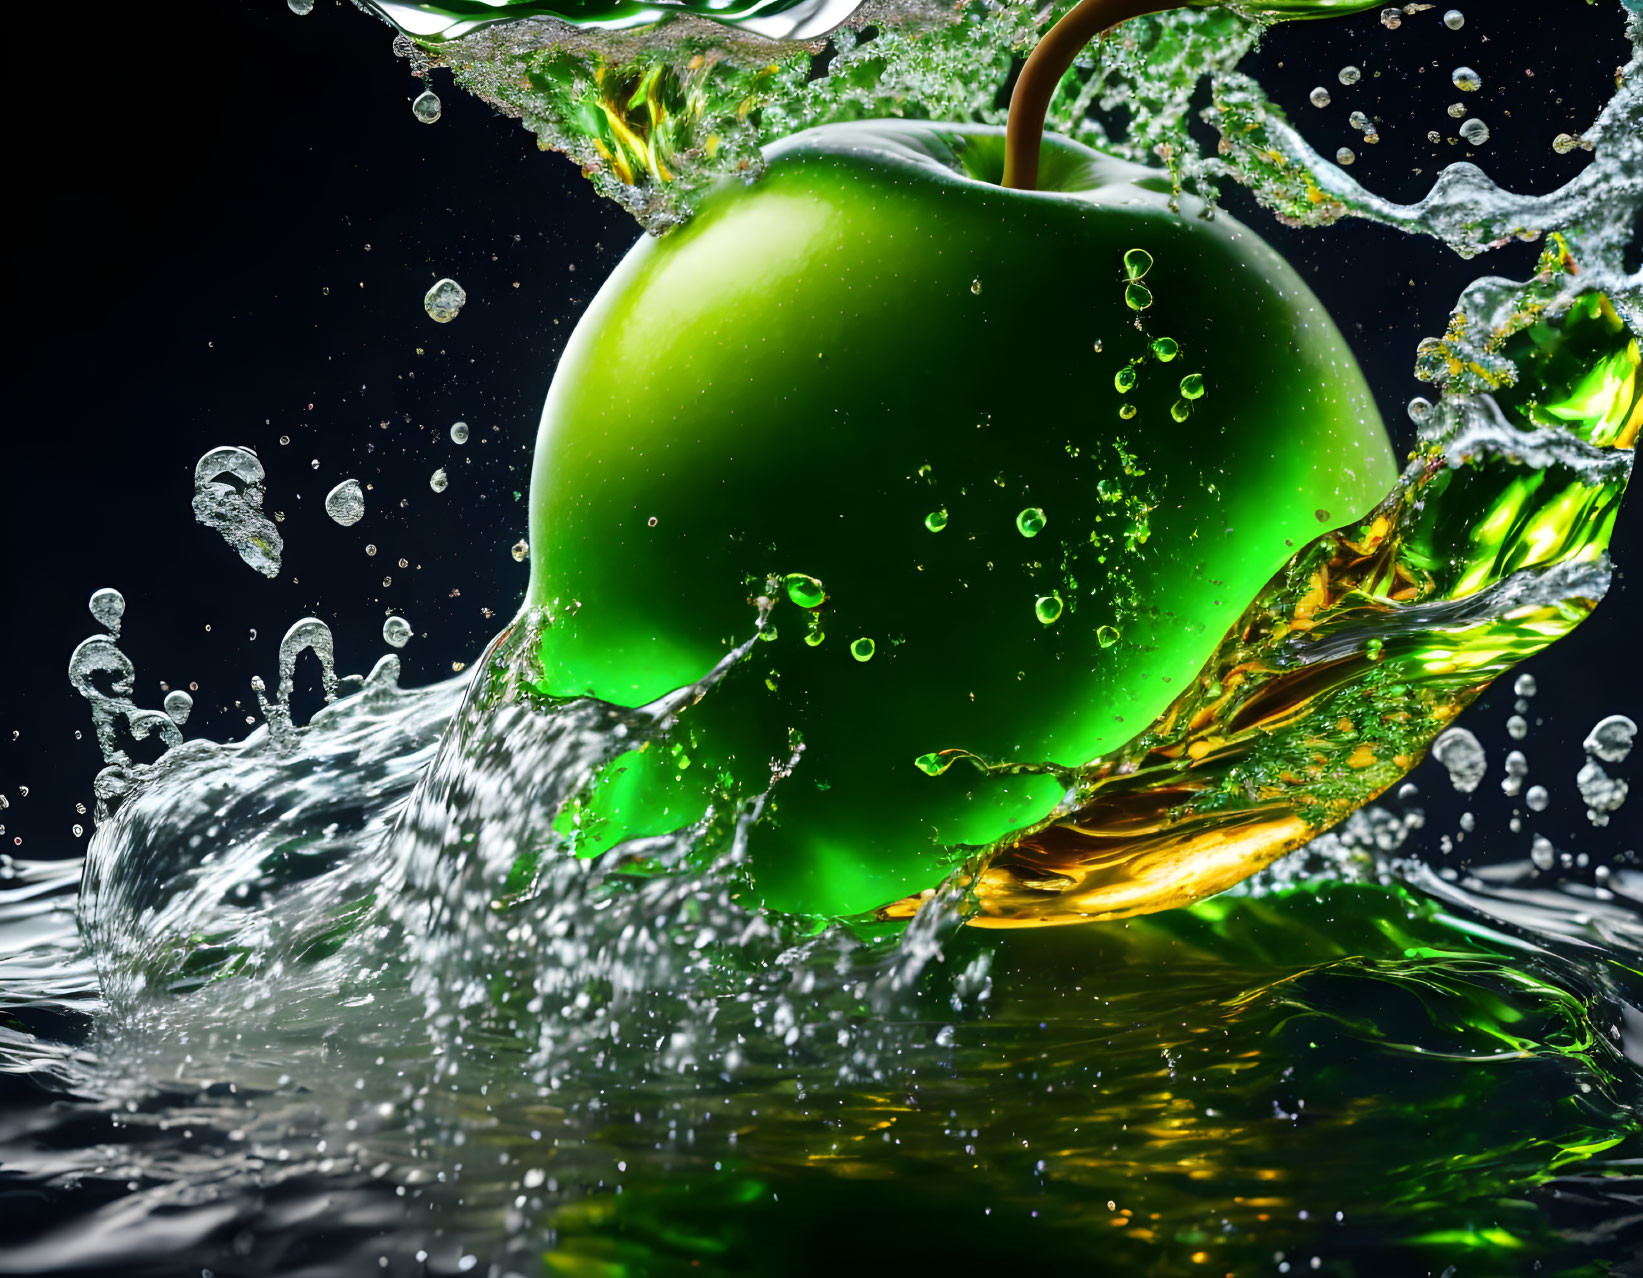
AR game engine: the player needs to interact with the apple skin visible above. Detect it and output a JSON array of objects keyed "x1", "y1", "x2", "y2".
[{"x1": 525, "y1": 120, "x2": 1396, "y2": 920}]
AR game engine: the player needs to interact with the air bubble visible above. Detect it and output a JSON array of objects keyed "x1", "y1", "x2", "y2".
[
  {"x1": 1308, "y1": 86, "x2": 1332, "y2": 109},
  {"x1": 383, "y1": 617, "x2": 413, "y2": 649},
  {"x1": 325, "y1": 479, "x2": 366, "y2": 527},
  {"x1": 1443, "y1": 8, "x2": 1464, "y2": 29},
  {"x1": 1034, "y1": 594, "x2": 1063, "y2": 625},
  {"x1": 164, "y1": 690, "x2": 193, "y2": 725},
  {"x1": 1583, "y1": 715, "x2": 1636, "y2": 763},
  {"x1": 1338, "y1": 65, "x2": 1362, "y2": 86},
  {"x1": 450, "y1": 421, "x2": 470, "y2": 444},
  {"x1": 849, "y1": 637, "x2": 876, "y2": 663},
  {"x1": 89, "y1": 588, "x2": 126, "y2": 637},
  {"x1": 1431, "y1": 726, "x2": 1486, "y2": 792},
  {"x1": 424, "y1": 277, "x2": 467, "y2": 324},
  {"x1": 1406, "y1": 396, "x2": 1433, "y2": 424},
  {"x1": 412, "y1": 91, "x2": 442, "y2": 124},
  {"x1": 430, "y1": 468, "x2": 449, "y2": 493},
  {"x1": 1015, "y1": 507, "x2": 1047, "y2": 538},
  {"x1": 1451, "y1": 66, "x2": 1481, "y2": 92}
]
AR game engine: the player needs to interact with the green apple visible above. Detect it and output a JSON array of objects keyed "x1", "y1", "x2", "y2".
[{"x1": 524, "y1": 120, "x2": 1396, "y2": 920}]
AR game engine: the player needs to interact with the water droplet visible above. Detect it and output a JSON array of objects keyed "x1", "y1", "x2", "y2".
[
  {"x1": 1179, "y1": 373, "x2": 1205, "y2": 400},
  {"x1": 511, "y1": 539, "x2": 530, "y2": 562},
  {"x1": 424, "y1": 277, "x2": 467, "y2": 323},
  {"x1": 1451, "y1": 65, "x2": 1481, "y2": 92},
  {"x1": 1114, "y1": 365, "x2": 1138, "y2": 394},
  {"x1": 784, "y1": 573, "x2": 826, "y2": 609},
  {"x1": 1015, "y1": 507, "x2": 1047, "y2": 538},
  {"x1": 1336, "y1": 147, "x2": 1356, "y2": 166},
  {"x1": 1514, "y1": 673, "x2": 1538, "y2": 697},
  {"x1": 970, "y1": 278, "x2": 982, "y2": 295},
  {"x1": 925, "y1": 509, "x2": 949, "y2": 533},
  {"x1": 412, "y1": 90, "x2": 442, "y2": 124},
  {"x1": 1459, "y1": 118, "x2": 1490, "y2": 146},
  {"x1": 383, "y1": 616, "x2": 413, "y2": 649},
  {"x1": 1124, "y1": 282, "x2": 1153, "y2": 312},
  {"x1": 1576, "y1": 759, "x2": 1628, "y2": 818},
  {"x1": 1308, "y1": 86, "x2": 1332, "y2": 109},
  {"x1": 430, "y1": 468, "x2": 449, "y2": 493},
  {"x1": 89, "y1": 588, "x2": 125, "y2": 637},
  {"x1": 849, "y1": 637, "x2": 875, "y2": 663},
  {"x1": 1552, "y1": 132, "x2": 1583, "y2": 155},
  {"x1": 1446, "y1": 101, "x2": 1467, "y2": 119},
  {"x1": 1443, "y1": 8, "x2": 1464, "y2": 29},
  {"x1": 1349, "y1": 110, "x2": 1370, "y2": 131},
  {"x1": 1122, "y1": 248, "x2": 1152, "y2": 281},
  {"x1": 1380, "y1": 6, "x2": 1402, "y2": 29},
  {"x1": 1097, "y1": 625, "x2": 1120, "y2": 649},
  {"x1": 1170, "y1": 400, "x2": 1191, "y2": 423},
  {"x1": 1432, "y1": 726, "x2": 1486, "y2": 792},
  {"x1": 193, "y1": 446, "x2": 283, "y2": 578},
  {"x1": 803, "y1": 628, "x2": 825, "y2": 648},
  {"x1": 288, "y1": 0, "x2": 314, "y2": 12},
  {"x1": 450, "y1": 421, "x2": 470, "y2": 444},
  {"x1": 1091, "y1": 339, "x2": 1103, "y2": 354},
  {"x1": 647, "y1": 516, "x2": 659, "y2": 527},
  {"x1": 1406, "y1": 396, "x2": 1433, "y2": 424},
  {"x1": 163, "y1": 689, "x2": 193, "y2": 725},
  {"x1": 1525, "y1": 784, "x2": 1549, "y2": 812},
  {"x1": 1338, "y1": 65, "x2": 1362, "y2": 86},
  {"x1": 325, "y1": 479, "x2": 366, "y2": 526},
  {"x1": 1149, "y1": 336, "x2": 1179, "y2": 362},
  {"x1": 1119, "y1": 404, "x2": 1137, "y2": 420},
  {"x1": 1034, "y1": 594, "x2": 1063, "y2": 625},
  {"x1": 1583, "y1": 714, "x2": 1636, "y2": 763},
  {"x1": 365, "y1": 544, "x2": 378, "y2": 556},
  {"x1": 758, "y1": 624, "x2": 778, "y2": 643},
  {"x1": 1507, "y1": 714, "x2": 1528, "y2": 739},
  {"x1": 1530, "y1": 835, "x2": 1556, "y2": 870}
]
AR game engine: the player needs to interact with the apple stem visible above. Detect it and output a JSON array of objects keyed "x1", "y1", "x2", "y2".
[{"x1": 1002, "y1": 0, "x2": 1180, "y2": 191}]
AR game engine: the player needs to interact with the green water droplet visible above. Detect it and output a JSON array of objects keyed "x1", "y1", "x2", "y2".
[
  {"x1": 759, "y1": 625, "x2": 778, "y2": 642},
  {"x1": 970, "y1": 278, "x2": 983, "y2": 295},
  {"x1": 1125, "y1": 283, "x2": 1153, "y2": 312},
  {"x1": 1097, "y1": 478, "x2": 1123, "y2": 502},
  {"x1": 914, "y1": 752, "x2": 949, "y2": 776},
  {"x1": 784, "y1": 573, "x2": 826, "y2": 609},
  {"x1": 1016, "y1": 507, "x2": 1047, "y2": 538},
  {"x1": 1170, "y1": 399, "x2": 1191, "y2": 423},
  {"x1": 1114, "y1": 365, "x2": 1138, "y2": 394},
  {"x1": 1119, "y1": 404, "x2": 1138, "y2": 420},
  {"x1": 925, "y1": 509, "x2": 949, "y2": 532},
  {"x1": 850, "y1": 637, "x2": 876, "y2": 663},
  {"x1": 1150, "y1": 336, "x2": 1179, "y2": 362},
  {"x1": 1035, "y1": 593, "x2": 1063, "y2": 625},
  {"x1": 1180, "y1": 373, "x2": 1205, "y2": 400},
  {"x1": 803, "y1": 628, "x2": 825, "y2": 647},
  {"x1": 1123, "y1": 248, "x2": 1153, "y2": 281},
  {"x1": 1097, "y1": 625, "x2": 1120, "y2": 648}
]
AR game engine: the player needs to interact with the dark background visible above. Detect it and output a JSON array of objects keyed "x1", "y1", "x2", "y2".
[{"x1": 2, "y1": 0, "x2": 1637, "y2": 870}]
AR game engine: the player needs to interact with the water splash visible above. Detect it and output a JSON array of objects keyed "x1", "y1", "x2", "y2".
[{"x1": 191, "y1": 445, "x2": 284, "y2": 578}]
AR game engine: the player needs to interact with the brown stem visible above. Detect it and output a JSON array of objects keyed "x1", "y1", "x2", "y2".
[{"x1": 1002, "y1": 0, "x2": 1180, "y2": 190}]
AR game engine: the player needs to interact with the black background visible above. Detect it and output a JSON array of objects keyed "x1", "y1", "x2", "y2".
[{"x1": 3, "y1": 0, "x2": 1638, "y2": 870}]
